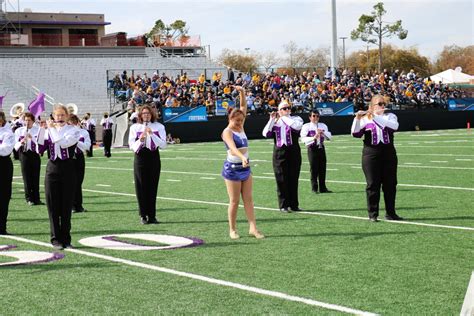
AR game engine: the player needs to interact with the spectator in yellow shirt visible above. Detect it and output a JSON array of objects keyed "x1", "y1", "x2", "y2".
[{"x1": 199, "y1": 73, "x2": 206, "y2": 84}]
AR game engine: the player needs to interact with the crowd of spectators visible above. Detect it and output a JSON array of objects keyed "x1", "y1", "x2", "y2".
[{"x1": 109, "y1": 67, "x2": 469, "y2": 116}]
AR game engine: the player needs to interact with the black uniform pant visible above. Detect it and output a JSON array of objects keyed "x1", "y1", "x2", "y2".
[
  {"x1": 19, "y1": 150, "x2": 41, "y2": 203},
  {"x1": 0, "y1": 156, "x2": 13, "y2": 233},
  {"x1": 72, "y1": 153, "x2": 85, "y2": 211},
  {"x1": 87, "y1": 129, "x2": 95, "y2": 157},
  {"x1": 103, "y1": 129, "x2": 112, "y2": 157},
  {"x1": 362, "y1": 144, "x2": 398, "y2": 218},
  {"x1": 134, "y1": 149, "x2": 161, "y2": 219},
  {"x1": 307, "y1": 146, "x2": 328, "y2": 192},
  {"x1": 45, "y1": 159, "x2": 76, "y2": 245},
  {"x1": 273, "y1": 145, "x2": 301, "y2": 209}
]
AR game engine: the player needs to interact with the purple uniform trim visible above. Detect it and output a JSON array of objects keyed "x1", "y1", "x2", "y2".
[{"x1": 102, "y1": 236, "x2": 204, "y2": 250}]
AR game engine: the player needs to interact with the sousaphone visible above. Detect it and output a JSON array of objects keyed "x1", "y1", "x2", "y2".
[
  {"x1": 66, "y1": 103, "x2": 78, "y2": 115},
  {"x1": 9, "y1": 102, "x2": 25, "y2": 117}
]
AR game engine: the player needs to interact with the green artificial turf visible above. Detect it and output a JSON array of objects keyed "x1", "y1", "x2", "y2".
[{"x1": 1, "y1": 128, "x2": 473, "y2": 315}]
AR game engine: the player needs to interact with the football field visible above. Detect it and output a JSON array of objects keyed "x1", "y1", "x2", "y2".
[{"x1": 1, "y1": 128, "x2": 473, "y2": 315}]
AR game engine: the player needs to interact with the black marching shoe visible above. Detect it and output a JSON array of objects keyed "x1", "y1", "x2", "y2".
[
  {"x1": 369, "y1": 216, "x2": 379, "y2": 222},
  {"x1": 320, "y1": 189, "x2": 333, "y2": 193},
  {"x1": 147, "y1": 217, "x2": 160, "y2": 224},
  {"x1": 63, "y1": 243, "x2": 74, "y2": 249},
  {"x1": 280, "y1": 207, "x2": 292, "y2": 213},
  {"x1": 33, "y1": 201, "x2": 45, "y2": 206},
  {"x1": 52, "y1": 243, "x2": 64, "y2": 250},
  {"x1": 290, "y1": 207, "x2": 303, "y2": 212},
  {"x1": 140, "y1": 217, "x2": 148, "y2": 225},
  {"x1": 0, "y1": 230, "x2": 10, "y2": 235},
  {"x1": 385, "y1": 214, "x2": 404, "y2": 221},
  {"x1": 27, "y1": 201, "x2": 35, "y2": 206}
]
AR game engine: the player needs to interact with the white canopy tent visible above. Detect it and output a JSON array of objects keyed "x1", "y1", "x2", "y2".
[{"x1": 430, "y1": 69, "x2": 474, "y2": 84}]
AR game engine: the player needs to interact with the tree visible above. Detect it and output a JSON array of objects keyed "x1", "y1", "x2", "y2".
[
  {"x1": 282, "y1": 41, "x2": 332, "y2": 70},
  {"x1": 145, "y1": 19, "x2": 189, "y2": 46},
  {"x1": 217, "y1": 49, "x2": 259, "y2": 73},
  {"x1": 346, "y1": 45, "x2": 430, "y2": 76},
  {"x1": 259, "y1": 51, "x2": 281, "y2": 72},
  {"x1": 351, "y1": 2, "x2": 408, "y2": 72},
  {"x1": 433, "y1": 45, "x2": 474, "y2": 74}
]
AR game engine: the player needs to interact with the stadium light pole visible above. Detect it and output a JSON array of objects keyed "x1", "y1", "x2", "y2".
[
  {"x1": 339, "y1": 36, "x2": 347, "y2": 70},
  {"x1": 330, "y1": 0, "x2": 338, "y2": 80}
]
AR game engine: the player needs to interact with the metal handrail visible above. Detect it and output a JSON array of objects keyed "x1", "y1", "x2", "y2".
[
  {"x1": 31, "y1": 85, "x2": 55, "y2": 106},
  {"x1": 0, "y1": 70, "x2": 55, "y2": 107}
]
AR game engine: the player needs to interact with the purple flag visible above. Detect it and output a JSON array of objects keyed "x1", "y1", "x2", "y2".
[
  {"x1": 0, "y1": 91, "x2": 8, "y2": 109},
  {"x1": 28, "y1": 92, "x2": 45, "y2": 118}
]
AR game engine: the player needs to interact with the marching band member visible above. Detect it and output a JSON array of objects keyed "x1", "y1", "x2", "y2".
[
  {"x1": 128, "y1": 105, "x2": 167, "y2": 224},
  {"x1": 69, "y1": 114, "x2": 91, "y2": 213},
  {"x1": 262, "y1": 101, "x2": 304, "y2": 212},
  {"x1": 351, "y1": 95, "x2": 403, "y2": 222},
  {"x1": 0, "y1": 111, "x2": 15, "y2": 235},
  {"x1": 100, "y1": 112, "x2": 113, "y2": 158},
  {"x1": 221, "y1": 86, "x2": 263, "y2": 240},
  {"x1": 11, "y1": 114, "x2": 24, "y2": 160},
  {"x1": 300, "y1": 110, "x2": 332, "y2": 194},
  {"x1": 81, "y1": 113, "x2": 95, "y2": 157},
  {"x1": 14, "y1": 112, "x2": 43, "y2": 206},
  {"x1": 38, "y1": 105, "x2": 80, "y2": 249}
]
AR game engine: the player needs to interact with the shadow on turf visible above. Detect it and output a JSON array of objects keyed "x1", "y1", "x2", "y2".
[
  {"x1": 0, "y1": 262, "x2": 113, "y2": 271},
  {"x1": 91, "y1": 206, "x2": 208, "y2": 213},
  {"x1": 165, "y1": 217, "x2": 305, "y2": 225},
  {"x1": 269, "y1": 231, "x2": 419, "y2": 240},
  {"x1": 405, "y1": 216, "x2": 474, "y2": 221},
  {"x1": 302, "y1": 206, "x2": 435, "y2": 213}
]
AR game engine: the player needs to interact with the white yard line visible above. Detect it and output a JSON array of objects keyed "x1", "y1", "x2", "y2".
[
  {"x1": 430, "y1": 161, "x2": 449, "y2": 163},
  {"x1": 166, "y1": 179, "x2": 182, "y2": 182},
  {"x1": 95, "y1": 184, "x2": 111, "y2": 187},
  {"x1": 456, "y1": 159, "x2": 473, "y2": 162},
  {"x1": 200, "y1": 177, "x2": 216, "y2": 180},
  {"x1": 0, "y1": 234, "x2": 377, "y2": 316},
  {"x1": 461, "y1": 272, "x2": 474, "y2": 316},
  {"x1": 79, "y1": 188, "x2": 474, "y2": 232},
  {"x1": 84, "y1": 167, "x2": 474, "y2": 191}
]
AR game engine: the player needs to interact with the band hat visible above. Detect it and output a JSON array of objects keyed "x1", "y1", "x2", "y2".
[{"x1": 278, "y1": 100, "x2": 290, "y2": 110}]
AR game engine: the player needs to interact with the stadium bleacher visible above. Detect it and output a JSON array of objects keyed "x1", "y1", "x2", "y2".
[{"x1": 0, "y1": 47, "x2": 226, "y2": 119}]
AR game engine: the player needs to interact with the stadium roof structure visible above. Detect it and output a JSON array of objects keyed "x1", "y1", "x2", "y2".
[{"x1": 430, "y1": 69, "x2": 474, "y2": 84}]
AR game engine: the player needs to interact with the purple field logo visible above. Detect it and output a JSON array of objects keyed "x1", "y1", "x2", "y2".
[
  {"x1": 78, "y1": 233, "x2": 204, "y2": 251},
  {"x1": 0, "y1": 244, "x2": 64, "y2": 266}
]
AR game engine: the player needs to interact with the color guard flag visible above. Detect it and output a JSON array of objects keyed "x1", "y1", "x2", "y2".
[
  {"x1": 0, "y1": 91, "x2": 7, "y2": 109},
  {"x1": 28, "y1": 92, "x2": 45, "y2": 118}
]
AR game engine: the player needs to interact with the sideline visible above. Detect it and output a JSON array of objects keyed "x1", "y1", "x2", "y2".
[
  {"x1": 0, "y1": 234, "x2": 378, "y2": 316},
  {"x1": 84, "y1": 166, "x2": 474, "y2": 191},
  {"x1": 461, "y1": 271, "x2": 474, "y2": 316}
]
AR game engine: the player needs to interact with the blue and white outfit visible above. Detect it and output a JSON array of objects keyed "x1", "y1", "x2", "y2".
[{"x1": 221, "y1": 129, "x2": 251, "y2": 181}]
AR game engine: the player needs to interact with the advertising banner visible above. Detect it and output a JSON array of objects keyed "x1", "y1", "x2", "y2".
[
  {"x1": 315, "y1": 102, "x2": 354, "y2": 116},
  {"x1": 215, "y1": 99, "x2": 235, "y2": 116},
  {"x1": 163, "y1": 106, "x2": 208, "y2": 123},
  {"x1": 447, "y1": 98, "x2": 474, "y2": 111}
]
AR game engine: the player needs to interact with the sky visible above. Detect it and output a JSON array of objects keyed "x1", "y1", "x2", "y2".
[{"x1": 7, "y1": 0, "x2": 474, "y2": 62}]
